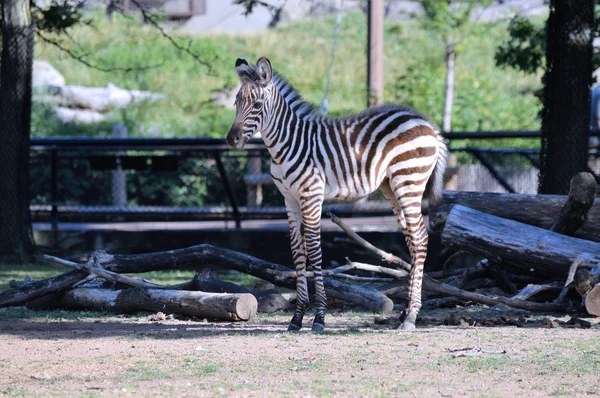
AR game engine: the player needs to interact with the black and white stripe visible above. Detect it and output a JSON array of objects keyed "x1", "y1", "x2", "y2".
[{"x1": 227, "y1": 57, "x2": 447, "y2": 332}]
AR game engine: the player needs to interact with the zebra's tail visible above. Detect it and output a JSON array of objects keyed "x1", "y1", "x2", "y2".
[{"x1": 424, "y1": 133, "x2": 448, "y2": 208}]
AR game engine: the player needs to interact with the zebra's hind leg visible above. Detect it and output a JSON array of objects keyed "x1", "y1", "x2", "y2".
[
  {"x1": 285, "y1": 198, "x2": 309, "y2": 331},
  {"x1": 386, "y1": 178, "x2": 430, "y2": 331},
  {"x1": 397, "y1": 193, "x2": 428, "y2": 331}
]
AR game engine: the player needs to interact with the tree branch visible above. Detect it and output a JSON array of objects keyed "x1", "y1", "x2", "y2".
[
  {"x1": 36, "y1": 30, "x2": 165, "y2": 73},
  {"x1": 126, "y1": 0, "x2": 213, "y2": 72},
  {"x1": 328, "y1": 212, "x2": 412, "y2": 272},
  {"x1": 44, "y1": 253, "x2": 163, "y2": 289}
]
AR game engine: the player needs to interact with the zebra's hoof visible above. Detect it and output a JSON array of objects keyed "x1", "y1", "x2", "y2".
[
  {"x1": 287, "y1": 323, "x2": 302, "y2": 332},
  {"x1": 311, "y1": 323, "x2": 325, "y2": 333},
  {"x1": 399, "y1": 321, "x2": 416, "y2": 332}
]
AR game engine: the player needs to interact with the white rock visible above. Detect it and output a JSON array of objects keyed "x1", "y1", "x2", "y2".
[
  {"x1": 33, "y1": 60, "x2": 65, "y2": 88},
  {"x1": 54, "y1": 107, "x2": 106, "y2": 124}
]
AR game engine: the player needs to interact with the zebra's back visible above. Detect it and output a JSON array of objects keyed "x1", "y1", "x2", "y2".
[{"x1": 315, "y1": 105, "x2": 444, "y2": 202}]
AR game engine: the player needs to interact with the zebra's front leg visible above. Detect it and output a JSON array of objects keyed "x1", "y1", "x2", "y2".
[
  {"x1": 301, "y1": 195, "x2": 326, "y2": 333},
  {"x1": 285, "y1": 198, "x2": 309, "y2": 331}
]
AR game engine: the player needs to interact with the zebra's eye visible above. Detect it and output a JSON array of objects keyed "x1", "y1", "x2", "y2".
[{"x1": 253, "y1": 100, "x2": 263, "y2": 110}]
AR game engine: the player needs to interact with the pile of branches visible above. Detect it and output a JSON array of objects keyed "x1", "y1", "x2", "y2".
[{"x1": 1, "y1": 173, "x2": 598, "y2": 322}]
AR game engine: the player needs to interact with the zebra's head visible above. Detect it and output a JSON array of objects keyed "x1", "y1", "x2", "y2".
[{"x1": 227, "y1": 57, "x2": 273, "y2": 149}]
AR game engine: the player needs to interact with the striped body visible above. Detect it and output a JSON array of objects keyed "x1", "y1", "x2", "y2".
[{"x1": 227, "y1": 57, "x2": 447, "y2": 332}]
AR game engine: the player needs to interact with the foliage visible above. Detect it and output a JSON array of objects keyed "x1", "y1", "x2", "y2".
[
  {"x1": 495, "y1": 16, "x2": 546, "y2": 75},
  {"x1": 496, "y1": 8, "x2": 600, "y2": 76},
  {"x1": 32, "y1": 0, "x2": 87, "y2": 33},
  {"x1": 418, "y1": 0, "x2": 490, "y2": 37},
  {"x1": 33, "y1": 11, "x2": 541, "y2": 138}
]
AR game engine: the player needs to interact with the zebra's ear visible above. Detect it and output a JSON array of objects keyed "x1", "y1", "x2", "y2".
[
  {"x1": 235, "y1": 57, "x2": 255, "y2": 83},
  {"x1": 256, "y1": 57, "x2": 272, "y2": 86}
]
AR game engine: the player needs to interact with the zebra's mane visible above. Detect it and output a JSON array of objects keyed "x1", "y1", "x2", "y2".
[
  {"x1": 272, "y1": 72, "x2": 318, "y2": 120},
  {"x1": 271, "y1": 72, "x2": 433, "y2": 126}
]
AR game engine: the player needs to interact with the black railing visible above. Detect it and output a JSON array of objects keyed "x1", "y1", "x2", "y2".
[{"x1": 29, "y1": 129, "x2": 600, "y2": 230}]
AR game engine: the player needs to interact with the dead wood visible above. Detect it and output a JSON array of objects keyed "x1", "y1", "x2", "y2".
[
  {"x1": 431, "y1": 189, "x2": 600, "y2": 242},
  {"x1": 96, "y1": 244, "x2": 394, "y2": 313},
  {"x1": 0, "y1": 270, "x2": 87, "y2": 308},
  {"x1": 441, "y1": 205, "x2": 600, "y2": 278},
  {"x1": 550, "y1": 172, "x2": 597, "y2": 235},
  {"x1": 585, "y1": 284, "x2": 600, "y2": 316},
  {"x1": 171, "y1": 269, "x2": 293, "y2": 313},
  {"x1": 27, "y1": 287, "x2": 257, "y2": 321},
  {"x1": 328, "y1": 212, "x2": 411, "y2": 272},
  {"x1": 169, "y1": 268, "x2": 251, "y2": 294},
  {"x1": 329, "y1": 213, "x2": 568, "y2": 313},
  {"x1": 45, "y1": 254, "x2": 162, "y2": 289},
  {"x1": 512, "y1": 283, "x2": 563, "y2": 301},
  {"x1": 422, "y1": 276, "x2": 568, "y2": 312}
]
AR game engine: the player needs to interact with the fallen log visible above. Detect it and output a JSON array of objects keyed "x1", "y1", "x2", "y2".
[
  {"x1": 431, "y1": 188, "x2": 600, "y2": 242},
  {"x1": 423, "y1": 276, "x2": 568, "y2": 312},
  {"x1": 0, "y1": 270, "x2": 87, "y2": 308},
  {"x1": 28, "y1": 288, "x2": 257, "y2": 321},
  {"x1": 331, "y1": 213, "x2": 567, "y2": 313},
  {"x1": 585, "y1": 285, "x2": 600, "y2": 316},
  {"x1": 442, "y1": 205, "x2": 600, "y2": 278},
  {"x1": 171, "y1": 269, "x2": 293, "y2": 313},
  {"x1": 97, "y1": 244, "x2": 394, "y2": 313}
]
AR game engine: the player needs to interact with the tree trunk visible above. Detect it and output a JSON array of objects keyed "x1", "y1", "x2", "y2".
[
  {"x1": 539, "y1": 0, "x2": 594, "y2": 194},
  {"x1": 0, "y1": 0, "x2": 36, "y2": 263},
  {"x1": 442, "y1": 205, "x2": 600, "y2": 278},
  {"x1": 28, "y1": 288, "x2": 258, "y2": 321},
  {"x1": 431, "y1": 190, "x2": 600, "y2": 242},
  {"x1": 442, "y1": 37, "x2": 455, "y2": 133}
]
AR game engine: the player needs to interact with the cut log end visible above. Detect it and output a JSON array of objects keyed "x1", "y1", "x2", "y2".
[
  {"x1": 585, "y1": 285, "x2": 600, "y2": 317},
  {"x1": 235, "y1": 293, "x2": 259, "y2": 321},
  {"x1": 379, "y1": 298, "x2": 395, "y2": 314}
]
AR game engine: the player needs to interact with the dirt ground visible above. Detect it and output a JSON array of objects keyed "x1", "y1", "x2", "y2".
[{"x1": 1, "y1": 308, "x2": 599, "y2": 397}]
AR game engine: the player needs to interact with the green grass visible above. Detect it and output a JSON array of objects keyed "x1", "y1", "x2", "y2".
[
  {"x1": 0, "y1": 263, "x2": 261, "y2": 291},
  {"x1": 33, "y1": 8, "x2": 541, "y2": 139}
]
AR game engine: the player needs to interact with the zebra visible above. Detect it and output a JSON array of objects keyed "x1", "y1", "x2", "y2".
[{"x1": 226, "y1": 57, "x2": 447, "y2": 332}]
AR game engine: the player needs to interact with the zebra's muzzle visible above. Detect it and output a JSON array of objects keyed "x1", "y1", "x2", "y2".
[{"x1": 226, "y1": 124, "x2": 247, "y2": 149}]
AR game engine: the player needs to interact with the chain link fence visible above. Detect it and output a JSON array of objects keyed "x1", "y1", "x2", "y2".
[
  {"x1": 27, "y1": 135, "x2": 600, "y2": 228},
  {"x1": 539, "y1": 0, "x2": 595, "y2": 194}
]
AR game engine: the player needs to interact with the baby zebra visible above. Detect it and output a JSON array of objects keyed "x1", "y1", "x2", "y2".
[{"x1": 226, "y1": 57, "x2": 447, "y2": 332}]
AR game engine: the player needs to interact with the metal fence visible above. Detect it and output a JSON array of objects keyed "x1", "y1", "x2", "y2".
[{"x1": 29, "y1": 130, "x2": 600, "y2": 230}]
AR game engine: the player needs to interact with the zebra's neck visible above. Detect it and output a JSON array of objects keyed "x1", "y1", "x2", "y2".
[{"x1": 260, "y1": 74, "x2": 333, "y2": 160}]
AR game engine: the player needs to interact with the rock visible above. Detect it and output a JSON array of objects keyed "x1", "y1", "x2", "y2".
[
  {"x1": 33, "y1": 60, "x2": 65, "y2": 88},
  {"x1": 49, "y1": 83, "x2": 167, "y2": 112},
  {"x1": 54, "y1": 107, "x2": 106, "y2": 124}
]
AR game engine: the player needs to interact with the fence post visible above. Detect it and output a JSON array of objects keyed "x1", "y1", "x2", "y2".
[
  {"x1": 50, "y1": 146, "x2": 58, "y2": 234},
  {"x1": 214, "y1": 152, "x2": 241, "y2": 228},
  {"x1": 246, "y1": 152, "x2": 262, "y2": 207},
  {"x1": 112, "y1": 124, "x2": 128, "y2": 207}
]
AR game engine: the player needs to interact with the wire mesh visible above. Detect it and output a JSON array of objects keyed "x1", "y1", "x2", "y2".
[
  {"x1": 0, "y1": 22, "x2": 37, "y2": 259},
  {"x1": 539, "y1": 0, "x2": 594, "y2": 194}
]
